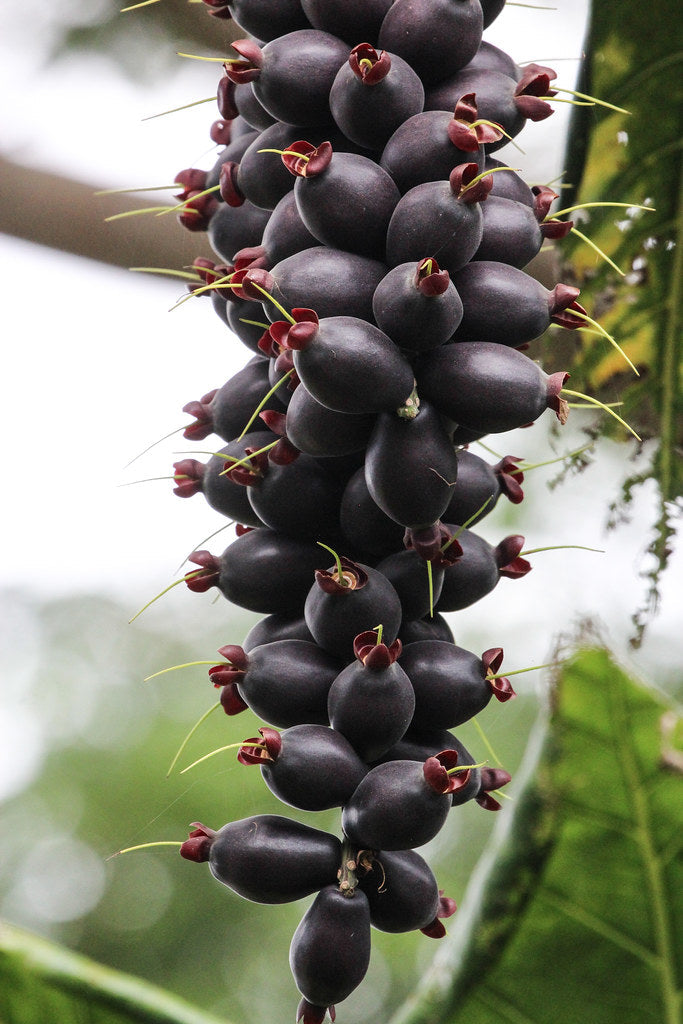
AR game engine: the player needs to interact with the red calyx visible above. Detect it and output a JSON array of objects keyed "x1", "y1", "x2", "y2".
[
  {"x1": 423, "y1": 750, "x2": 471, "y2": 795},
  {"x1": 404, "y1": 522, "x2": 461, "y2": 564},
  {"x1": 223, "y1": 39, "x2": 264, "y2": 84},
  {"x1": 219, "y1": 161, "x2": 245, "y2": 207},
  {"x1": 533, "y1": 186, "x2": 573, "y2": 239},
  {"x1": 200, "y1": 0, "x2": 232, "y2": 18},
  {"x1": 476, "y1": 768, "x2": 512, "y2": 810},
  {"x1": 495, "y1": 456, "x2": 525, "y2": 504},
  {"x1": 183, "y1": 390, "x2": 218, "y2": 441},
  {"x1": 448, "y1": 93, "x2": 504, "y2": 152},
  {"x1": 233, "y1": 245, "x2": 270, "y2": 271},
  {"x1": 172, "y1": 459, "x2": 205, "y2": 498},
  {"x1": 180, "y1": 822, "x2": 217, "y2": 862},
  {"x1": 177, "y1": 191, "x2": 218, "y2": 232},
  {"x1": 223, "y1": 445, "x2": 270, "y2": 486},
  {"x1": 281, "y1": 140, "x2": 333, "y2": 178},
  {"x1": 415, "y1": 257, "x2": 450, "y2": 296},
  {"x1": 420, "y1": 890, "x2": 457, "y2": 938},
  {"x1": 269, "y1": 309, "x2": 320, "y2": 351},
  {"x1": 547, "y1": 371, "x2": 571, "y2": 425},
  {"x1": 495, "y1": 535, "x2": 532, "y2": 579},
  {"x1": 450, "y1": 162, "x2": 493, "y2": 204},
  {"x1": 314, "y1": 557, "x2": 368, "y2": 595},
  {"x1": 482, "y1": 647, "x2": 516, "y2": 703},
  {"x1": 549, "y1": 284, "x2": 587, "y2": 330},
  {"x1": 174, "y1": 168, "x2": 208, "y2": 201},
  {"x1": 216, "y1": 76, "x2": 238, "y2": 120},
  {"x1": 349, "y1": 43, "x2": 392, "y2": 85},
  {"x1": 297, "y1": 998, "x2": 336, "y2": 1024},
  {"x1": 514, "y1": 64, "x2": 557, "y2": 122},
  {"x1": 185, "y1": 550, "x2": 220, "y2": 593},
  {"x1": 210, "y1": 119, "x2": 232, "y2": 146},
  {"x1": 237, "y1": 727, "x2": 282, "y2": 765},
  {"x1": 353, "y1": 629, "x2": 402, "y2": 668},
  {"x1": 234, "y1": 267, "x2": 275, "y2": 302}
]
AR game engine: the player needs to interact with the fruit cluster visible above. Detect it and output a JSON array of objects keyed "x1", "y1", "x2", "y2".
[{"x1": 133, "y1": 1, "x2": 615, "y2": 1020}]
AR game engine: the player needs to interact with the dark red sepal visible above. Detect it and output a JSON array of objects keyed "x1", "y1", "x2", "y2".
[
  {"x1": 183, "y1": 391, "x2": 218, "y2": 441},
  {"x1": 281, "y1": 140, "x2": 333, "y2": 178},
  {"x1": 178, "y1": 191, "x2": 218, "y2": 231},
  {"x1": 174, "y1": 168, "x2": 208, "y2": 200},
  {"x1": 185, "y1": 550, "x2": 220, "y2": 592},
  {"x1": 235, "y1": 523, "x2": 253, "y2": 537},
  {"x1": 296, "y1": 999, "x2": 335, "y2": 1024},
  {"x1": 448, "y1": 93, "x2": 504, "y2": 152},
  {"x1": 514, "y1": 64, "x2": 557, "y2": 122},
  {"x1": 219, "y1": 161, "x2": 245, "y2": 207},
  {"x1": 547, "y1": 371, "x2": 570, "y2": 425},
  {"x1": 494, "y1": 536, "x2": 531, "y2": 579},
  {"x1": 233, "y1": 245, "x2": 269, "y2": 271},
  {"x1": 415, "y1": 257, "x2": 450, "y2": 296},
  {"x1": 223, "y1": 40, "x2": 263, "y2": 84},
  {"x1": 179, "y1": 822, "x2": 216, "y2": 862},
  {"x1": 353, "y1": 629, "x2": 402, "y2": 668},
  {"x1": 217, "y1": 76, "x2": 239, "y2": 120},
  {"x1": 404, "y1": 522, "x2": 459, "y2": 564},
  {"x1": 216, "y1": 644, "x2": 250, "y2": 670},
  {"x1": 237, "y1": 727, "x2": 281, "y2": 765},
  {"x1": 173, "y1": 459, "x2": 205, "y2": 498},
  {"x1": 235, "y1": 267, "x2": 276, "y2": 302},
  {"x1": 219, "y1": 682, "x2": 249, "y2": 715},
  {"x1": 315, "y1": 556, "x2": 368, "y2": 594},
  {"x1": 541, "y1": 218, "x2": 573, "y2": 240},
  {"x1": 493, "y1": 456, "x2": 525, "y2": 504},
  {"x1": 424, "y1": 750, "x2": 468, "y2": 794},
  {"x1": 209, "y1": 662, "x2": 246, "y2": 688},
  {"x1": 476, "y1": 767, "x2": 512, "y2": 810},
  {"x1": 210, "y1": 118, "x2": 232, "y2": 145},
  {"x1": 349, "y1": 43, "x2": 391, "y2": 85},
  {"x1": 420, "y1": 890, "x2": 457, "y2": 937},
  {"x1": 451, "y1": 162, "x2": 492, "y2": 204}
]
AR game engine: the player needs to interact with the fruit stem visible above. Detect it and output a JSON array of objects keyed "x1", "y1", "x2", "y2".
[
  {"x1": 561, "y1": 388, "x2": 641, "y2": 440},
  {"x1": 518, "y1": 441, "x2": 595, "y2": 473},
  {"x1": 460, "y1": 165, "x2": 520, "y2": 194},
  {"x1": 427, "y1": 560, "x2": 434, "y2": 619},
  {"x1": 373, "y1": 624, "x2": 384, "y2": 646},
  {"x1": 218, "y1": 440, "x2": 280, "y2": 476},
  {"x1": 470, "y1": 718, "x2": 504, "y2": 768},
  {"x1": 563, "y1": 308, "x2": 639, "y2": 376},
  {"x1": 446, "y1": 761, "x2": 487, "y2": 775},
  {"x1": 440, "y1": 495, "x2": 495, "y2": 551},
  {"x1": 167, "y1": 702, "x2": 221, "y2": 777},
  {"x1": 105, "y1": 205, "x2": 176, "y2": 222},
  {"x1": 107, "y1": 841, "x2": 182, "y2": 860},
  {"x1": 488, "y1": 660, "x2": 564, "y2": 679},
  {"x1": 238, "y1": 369, "x2": 294, "y2": 438},
  {"x1": 129, "y1": 267, "x2": 202, "y2": 281},
  {"x1": 550, "y1": 201, "x2": 655, "y2": 219},
  {"x1": 553, "y1": 86, "x2": 631, "y2": 116},
  {"x1": 144, "y1": 660, "x2": 220, "y2": 681},
  {"x1": 519, "y1": 544, "x2": 604, "y2": 555},
  {"x1": 181, "y1": 741, "x2": 266, "y2": 774},
  {"x1": 141, "y1": 96, "x2": 215, "y2": 122},
  {"x1": 316, "y1": 541, "x2": 347, "y2": 585},
  {"x1": 176, "y1": 52, "x2": 227, "y2": 63},
  {"x1": 247, "y1": 282, "x2": 297, "y2": 325},
  {"x1": 121, "y1": 0, "x2": 162, "y2": 11},
  {"x1": 338, "y1": 838, "x2": 361, "y2": 896},
  {"x1": 159, "y1": 184, "x2": 221, "y2": 217},
  {"x1": 129, "y1": 570, "x2": 206, "y2": 623},
  {"x1": 569, "y1": 226, "x2": 626, "y2": 276},
  {"x1": 257, "y1": 148, "x2": 312, "y2": 163}
]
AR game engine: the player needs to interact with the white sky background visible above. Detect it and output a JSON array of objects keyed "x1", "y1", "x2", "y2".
[{"x1": 1, "y1": 0, "x2": 682, "y2": 688}]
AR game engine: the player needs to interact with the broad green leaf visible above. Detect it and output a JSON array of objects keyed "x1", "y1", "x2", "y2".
[
  {"x1": 552, "y1": 0, "x2": 683, "y2": 641},
  {"x1": 0, "y1": 920, "x2": 232, "y2": 1024},
  {"x1": 389, "y1": 647, "x2": 683, "y2": 1024}
]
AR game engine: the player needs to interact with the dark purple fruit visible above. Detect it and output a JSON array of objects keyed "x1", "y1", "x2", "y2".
[
  {"x1": 185, "y1": 529, "x2": 330, "y2": 615},
  {"x1": 210, "y1": 639, "x2": 341, "y2": 727},
  {"x1": 443, "y1": 449, "x2": 524, "y2": 526},
  {"x1": 416, "y1": 342, "x2": 570, "y2": 434},
  {"x1": 284, "y1": 141, "x2": 400, "y2": 257},
  {"x1": 372, "y1": 258, "x2": 463, "y2": 352},
  {"x1": 399, "y1": 640, "x2": 514, "y2": 730},
  {"x1": 386, "y1": 163, "x2": 491, "y2": 274},
  {"x1": 207, "y1": 199, "x2": 271, "y2": 264},
  {"x1": 327, "y1": 630, "x2": 415, "y2": 761},
  {"x1": 243, "y1": 448, "x2": 343, "y2": 539},
  {"x1": 285, "y1": 385, "x2": 376, "y2": 458},
  {"x1": 237, "y1": 725, "x2": 367, "y2": 810},
  {"x1": 359, "y1": 848, "x2": 456, "y2": 935},
  {"x1": 300, "y1": 0, "x2": 393, "y2": 45},
  {"x1": 339, "y1": 466, "x2": 406, "y2": 558},
  {"x1": 375, "y1": 549, "x2": 445, "y2": 623},
  {"x1": 341, "y1": 752, "x2": 466, "y2": 849},
  {"x1": 182, "y1": 356, "x2": 286, "y2": 444},
  {"x1": 289, "y1": 886, "x2": 371, "y2": 1009},
  {"x1": 304, "y1": 557, "x2": 403, "y2": 662},
  {"x1": 378, "y1": 0, "x2": 483, "y2": 84},
  {"x1": 398, "y1": 613, "x2": 454, "y2": 646},
  {"x1": 270, "y1": 310, "x2": 416, "y2": 416},
  {"x1": 329, "y1": 44, "x2": 425, "y2": 151},
  {"x1": 243, "y1": 612, "x2": 315, "y2": 651},
  {"x1": 224, "y1": 33, "x2": 349, "y2": 127},
  {"x1": 435, "y1": 527, "x2": 532, "y2": 612},
  {"x1": 218, "y1": 0, "x2": 311, "y2": 42},
  {"x1": 180, "y1": 816, "x2": 341, "y2": 903}
]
